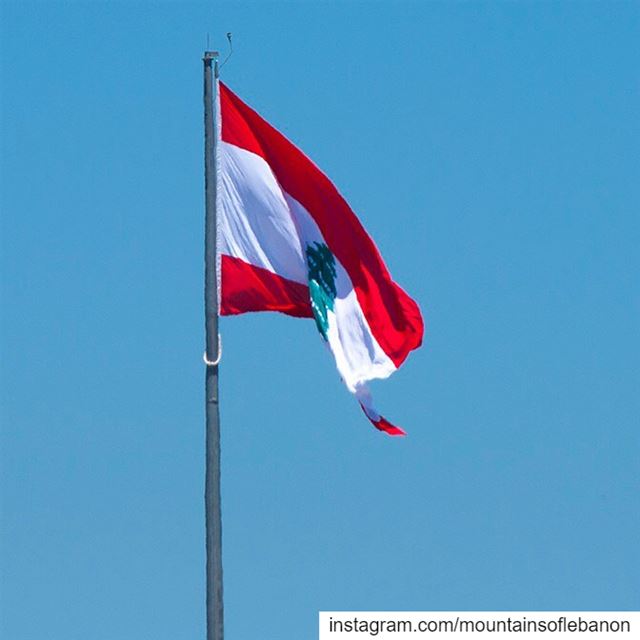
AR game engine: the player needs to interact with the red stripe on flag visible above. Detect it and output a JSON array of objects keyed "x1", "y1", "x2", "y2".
[
  {"x1": 359, "y1": 404, "x2": 407, "y2": 436},
  {"x1": 220, "y1": 82, "x2": 423, "y2": 368},
  {"x1": 221, "y1": 255, "x2": 313, "y2": 318}
]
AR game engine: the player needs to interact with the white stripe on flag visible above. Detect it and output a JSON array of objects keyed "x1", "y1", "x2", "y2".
[
  {"x1": 284, "y1": 193, "x2": 397, "y2": 390},
  {"x1": 219, "y1": 141, "x2": 308, "y2": 285}
]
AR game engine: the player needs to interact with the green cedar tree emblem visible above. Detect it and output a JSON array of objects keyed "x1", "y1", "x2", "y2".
[{"x1": 306, "y1": 241, "x2": 337, "y2": 340}]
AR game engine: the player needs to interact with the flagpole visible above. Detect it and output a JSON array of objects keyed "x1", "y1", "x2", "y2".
[{"x1": 203, "y1": 50, "x2": 223, "y2": 640}]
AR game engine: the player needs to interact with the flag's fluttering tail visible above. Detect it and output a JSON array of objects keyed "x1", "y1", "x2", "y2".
[{"x1": 217, "y1": 82, "x2": 424, "y2": 435}]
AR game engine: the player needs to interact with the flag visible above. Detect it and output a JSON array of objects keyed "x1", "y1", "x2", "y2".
[{"x1": 216, "y1": 82, "x2": 424, "y2": 435}]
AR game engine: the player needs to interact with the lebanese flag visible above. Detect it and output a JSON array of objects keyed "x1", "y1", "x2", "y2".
[{"x1": 217, "y1": 81, "x2": 423, "y2": 435}]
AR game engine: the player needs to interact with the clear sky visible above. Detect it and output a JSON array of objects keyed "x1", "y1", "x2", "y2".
[{"x1": 1, "y1": 1, "x2": 638, "y2": 638}]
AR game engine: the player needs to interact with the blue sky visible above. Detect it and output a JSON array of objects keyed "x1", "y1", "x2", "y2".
[{"x1": 1, "y1": 1, "x2": 638, "y2": 638}]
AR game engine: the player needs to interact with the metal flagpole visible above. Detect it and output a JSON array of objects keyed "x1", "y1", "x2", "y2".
[{"x1": 203, "y1": 50, "x2": 223, "y2": 640}]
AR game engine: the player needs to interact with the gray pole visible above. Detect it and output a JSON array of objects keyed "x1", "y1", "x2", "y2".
[{"x1": 203, "y1": 50, "x2": 223, "y2": 640}]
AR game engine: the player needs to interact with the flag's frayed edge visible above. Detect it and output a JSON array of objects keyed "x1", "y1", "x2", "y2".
[{"x1": 356, "y1": 385, "x2": 406, "y2": 437}]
